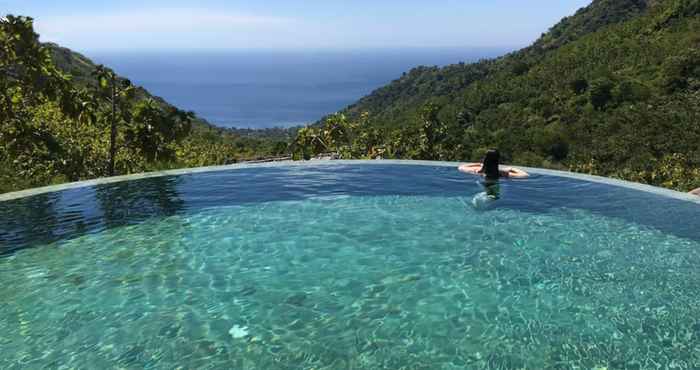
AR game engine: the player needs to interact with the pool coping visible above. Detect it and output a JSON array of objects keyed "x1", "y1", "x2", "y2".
[{"x1": 1, "y1": 160, "x2": 699, "y2": 204}]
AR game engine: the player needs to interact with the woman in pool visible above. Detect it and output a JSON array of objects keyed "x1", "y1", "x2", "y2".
[
  {"x1": 459, "y1": 149, "x2": 528, "y2": 205},
  {"x1": 458, "y1": 149, "x2": 529, "y2": 180}
]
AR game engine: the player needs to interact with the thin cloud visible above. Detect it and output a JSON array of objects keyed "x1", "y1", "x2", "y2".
[{"x1": 34, "y1": 8, "x2": 293, "y2": 35}]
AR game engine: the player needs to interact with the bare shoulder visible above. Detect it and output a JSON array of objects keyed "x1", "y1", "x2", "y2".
[
  {"x1": 458, "y1": 163, "x2": 482, "y2": 174},
  {"x1": 690, "y1": 187, "x2": 700, "y2": 196}
]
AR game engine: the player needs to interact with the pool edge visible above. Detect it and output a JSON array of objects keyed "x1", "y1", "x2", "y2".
[{"x1": 1, "y1": 160, "x2": 699, "y2": 204}]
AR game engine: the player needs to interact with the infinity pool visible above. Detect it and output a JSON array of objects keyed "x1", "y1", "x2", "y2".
[{"x1": 1, "y1": 162, "x2": 699, "y2": 369}]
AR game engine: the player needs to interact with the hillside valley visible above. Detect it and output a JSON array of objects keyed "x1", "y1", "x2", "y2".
[{"x1": 297, "y1": 0, "x2": 700, "y2": 191}]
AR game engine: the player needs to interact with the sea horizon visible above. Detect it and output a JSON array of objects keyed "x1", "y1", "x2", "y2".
[{"x1": 88, "y1": 47, "x2": 513, "y2": 129}]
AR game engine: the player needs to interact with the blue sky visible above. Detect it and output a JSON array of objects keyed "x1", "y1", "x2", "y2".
[{"x1": 2, "y1": 1, "x2": 592, "y2": 52}]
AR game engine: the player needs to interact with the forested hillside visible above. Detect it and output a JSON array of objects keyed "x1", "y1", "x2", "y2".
[
  {"x1": 294, "y1": 0, "x2": 700, "y2": 191},
  {"x1": 0, "y1": 16, "x2": 286, "y2": 193},
  {"x1": 3, "y1": 0, "x2": 700, "y2": 194}
]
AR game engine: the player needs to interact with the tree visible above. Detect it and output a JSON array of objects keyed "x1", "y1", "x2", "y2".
[
  {"x1": 291, "y1": 126, "x2": 327, "y2": 160},
  {"x1": 418, "y1": 103, "x2": 446, "y2": 160},
  {"x1": 350, "y1": 112, "x2": 384, "y2": 158},
  {"x1": 0, "y1": 16, "x2": 75, "y2": 185},
  {"x1": 589, "y1": 78, "x2": 614, "y2": 110},
  {"x1": 569, "y1": 78, "x2": 589, "y2": 94},
  {"x1": 92, "y1": 65, "x2": 135, "y2": 176},
  {"x1": 128, "y1": 99, "x2": 193, "y2": 162},
  {"x1": 321, "y1": 113, "x2": 351, "y2": 155},
  {"x1": 659, "y1": 49, "x2": 700, "y2": 93}
]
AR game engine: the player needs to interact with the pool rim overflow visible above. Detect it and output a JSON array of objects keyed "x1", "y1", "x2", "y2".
[{"x1": 1, "y1": 160, "x2": 699, "y2": 205}]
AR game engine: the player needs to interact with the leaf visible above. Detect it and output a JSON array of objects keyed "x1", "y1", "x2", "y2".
[{"x1": 10, "y1": 93, "x2": 22, "y2": 105}]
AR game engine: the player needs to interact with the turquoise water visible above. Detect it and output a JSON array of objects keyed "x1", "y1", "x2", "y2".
[{"x1": 1, "y1": 164, "x2": 700, "y2": 369}]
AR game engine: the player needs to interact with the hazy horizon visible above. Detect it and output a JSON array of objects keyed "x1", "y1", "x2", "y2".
[
  {"x1": 90, "y1": 47, "x2": 507, "y2": 129},
  {"x1": 2, "y1": 0, "x2": 592, "y2": 52}
]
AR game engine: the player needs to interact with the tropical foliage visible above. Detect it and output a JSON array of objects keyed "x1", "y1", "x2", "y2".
[
  {"x1": 293, "y1": 0, "x2": 700, "y2": 192},
  {"x1": 0, "y1": 16, "x2": 282, "y2": 193}
]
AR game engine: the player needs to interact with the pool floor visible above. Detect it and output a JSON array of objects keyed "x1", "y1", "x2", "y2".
[{"x1": 2, "y1": 195, "x2": 700, "y2": 369}]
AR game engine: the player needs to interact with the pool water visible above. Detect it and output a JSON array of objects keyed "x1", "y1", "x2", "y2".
[{"x1": 1, "y1": 163, "x2": 699, "y2": 369}]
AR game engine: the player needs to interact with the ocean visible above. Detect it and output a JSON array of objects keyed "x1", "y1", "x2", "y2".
[{"x1": 90, "y1": 48, "x2": 509, "y2": 129}]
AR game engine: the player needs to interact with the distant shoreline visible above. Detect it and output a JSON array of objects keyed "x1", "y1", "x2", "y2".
[{"x1": 88, "y1": 48, "x2": 511, "y2": 129}]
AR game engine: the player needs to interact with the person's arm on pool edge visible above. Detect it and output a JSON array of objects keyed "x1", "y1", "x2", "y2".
[
  {"x1": 458, "y1": 163, "x2": 482, "y2": 175},
  {"x1": 459, "y1": 163, "x2": 529, "y2": 179},
  {"x1": 500, "y1": 167, "x2": 529, "y2": 179}
]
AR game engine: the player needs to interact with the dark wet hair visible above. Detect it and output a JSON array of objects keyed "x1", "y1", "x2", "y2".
[{"x1": 480, "y1": 149, "x2": 500, "y2": 180}]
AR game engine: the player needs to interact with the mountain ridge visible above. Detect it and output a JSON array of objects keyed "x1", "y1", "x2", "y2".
[{"x1": 344, "y1": 0, "x2": 657, "y2": 123}]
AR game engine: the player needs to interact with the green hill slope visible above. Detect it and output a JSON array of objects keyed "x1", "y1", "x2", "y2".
[
  {"x1": 344, "y1": 0, "x2": 653, "y2": 125},
  {"x1": 47, "y1": 43, "x2": 207, "y2": 126},
  {"x1": 48, "y1": 43, "x2": 298, "y2": 141},
  {"x1": 300, "y1": 0, "x2": 700, "y2": 191}
]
